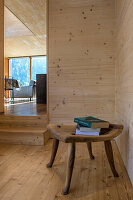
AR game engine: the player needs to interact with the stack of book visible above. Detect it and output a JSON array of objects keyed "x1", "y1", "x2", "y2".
[{"x1": 74, "y1": 116, "x2": 109, "y2": 136}]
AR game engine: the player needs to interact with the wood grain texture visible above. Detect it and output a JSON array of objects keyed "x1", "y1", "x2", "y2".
[
  {"x1": 4, "y1": 57, "x2": 9, "y2": 77},
  {"x1": 48, "y1": 0, "x2": 115, "y2": 124},
  {"x1": 0, "y1": 115, "x2": 48, "y2": 128},
  {"x1": 46, "y1": 138, "x2": 59, "y2": 168},
  {"x1": 115, "y1": 0, "x2": 133, "y2": 184},
  {"x1": 0, "y1": 113, "x2": 49, "y2": 145},
  {"x1": 5, "y1": 36, "x2": 46, "y2": 57},
  {"x1": 62, "y1": 142, "x2": 75, "y2": 195},
  {"x1": 47, "y1": 124, "x2": 123, "y2": 143},
  {"x1": 4, "y1": 7, "x2": 33, "y2": 39},
  {"x1": 0, "y1": 0, "x2": 4, "y2": 113},
  {"x1": 4, "y1": 1, "x2": 46, "y2": 57},
  {"x1": 0, "y1": 140, "x2": 132, "y2": 199},
  {"x1": 5, "y1": 0, "x2": 47, "y2": 37},
  {"x1": 0, "y1": 102, "x2": 49, "y2": 145},
  {"x1": 86, "y1": 142, "x2": 95, "y2": 160},
  {"x1": 104, "y1": 140, "x2": 119, "y2": 177},
  {"x1": 0, "y1": 127, "x2": 48, "y2": 145},
  {"x1": 4, "y1": 102, "x2": 47, "y2": 116},
  {"x1": 47, "y1": 124, "x2": 123, "y2": 194}
]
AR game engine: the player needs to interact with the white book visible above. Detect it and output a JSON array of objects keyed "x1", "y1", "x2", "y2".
[
  {"x1": 76, "y1": 129, "x2": 100, "y2": 136},
  {"x1": 77, "y1": 124, "x2": 101, "y2": 132}
]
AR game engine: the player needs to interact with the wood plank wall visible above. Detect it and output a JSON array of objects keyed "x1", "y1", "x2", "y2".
[
  {"x1": 48, "y1": 0, "x2": 115, "y2": 124},
  {"x1": 115, "y1": 0, "x2": 133, "y2": 184},
  {"x1": 4, "y1": 58, "x2": 9, "y2": 78},
  {"x1": 0, "y1": 0, "x2": 4, "y2": 113}
]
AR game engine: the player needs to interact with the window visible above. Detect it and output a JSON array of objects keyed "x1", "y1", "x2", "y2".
[
  {"x1": 9, "y1": 56, "x2": 47, "y2": 85},
  {"x1": 32, "y1": 56, "x2": 47, "y2": 81},
  {"x1": 9, "y1": 57, "x2": 30, "y2": 86}
]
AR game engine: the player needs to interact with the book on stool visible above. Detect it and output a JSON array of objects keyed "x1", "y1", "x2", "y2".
[{"x1": 74, "y1": 116, "x2": 109, "y2": 136}]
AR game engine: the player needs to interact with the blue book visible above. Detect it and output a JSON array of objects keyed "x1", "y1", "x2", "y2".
[{"x1": 74, "y1": 116, "x2": 109, "y2": 128}]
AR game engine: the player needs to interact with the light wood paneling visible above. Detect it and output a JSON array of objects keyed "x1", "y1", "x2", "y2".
[
  {"x1": 48, "y1": 0, "x2": 115, "y2": 124},
  {"x1": 4, "y1": 7, "x2": 33, "y2": 39},
  {"x1": 0, "y1": 140, "x2": 132, "y2": 199},
  {"x1": 4, "y1": 57, "x2": 8, "y2": 77},
  {"x1": 0, "y1": 0, "x2": 4, "y2": 113},
  {"x1": 115, "y1": 0, "x2": 133, "y2": 184},
  {"x1": 4, "y1": 7, "x2": 45, "y2": 57},
  {"x1": 4, "y1": 0, "x2": 46, "y2": 57},
  {"x1": 5, "y1": 0, "x2": 46, "y2": 37},
  {"x1": 4, "y1": 36, "x2": 46, "y2": 57}
]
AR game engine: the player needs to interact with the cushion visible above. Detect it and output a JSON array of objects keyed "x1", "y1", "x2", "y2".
[{"x1": 29, "y1": 80, "x2": 35, "y2": 86}]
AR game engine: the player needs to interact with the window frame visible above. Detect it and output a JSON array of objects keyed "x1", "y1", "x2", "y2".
[{"x1": 8, "y1": 55, "x2": 47, "y2": 83}]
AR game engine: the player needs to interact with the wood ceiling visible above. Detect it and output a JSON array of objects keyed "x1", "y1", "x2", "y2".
[{"x1": 4, "y1": 0, "x2": 46, "y2": 57}]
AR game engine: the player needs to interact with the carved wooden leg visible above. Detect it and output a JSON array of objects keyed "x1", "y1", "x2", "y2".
[
  {"x1": 62, "y1": 142, "x2": 75, "y2": 195},
  {"x1": 104, "y1": 140, "x2": 119, "y2": 177},
  {"x1": 46, "y1": 138, "x2": 59, "y2": 168},
  {"x1": 86, "y1": 142, "x2": 95, "y2": 160}
]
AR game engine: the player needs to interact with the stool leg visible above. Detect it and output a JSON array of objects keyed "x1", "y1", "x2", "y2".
[
  {"x1": 62, "y1": 142, "x2": 75, "y2": 195},
  {"x1": 46, "y1": 139, "x2": 59, "y2": 168},
  {"x1": 104, "y1": 140, "x2": 119, "y2": 177},
  {"x1": 86, "y1": 142, "x2": 95, "y2": 160}
]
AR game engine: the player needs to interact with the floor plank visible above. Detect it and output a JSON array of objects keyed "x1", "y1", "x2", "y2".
[
  {"x1": 4, "y1": 101, "x2": 47, "y2": 116},
  {"x1": 0, "y1": 140, "x2": 132, "y2": 200}
]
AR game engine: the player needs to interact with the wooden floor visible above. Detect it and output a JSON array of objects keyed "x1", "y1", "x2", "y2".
[
  {"x1": 0, "y1": 140, "x2": 132, "y2": 200},
  {"x1": 4, "y1": 101, "x2": 47, "y2": 116}
]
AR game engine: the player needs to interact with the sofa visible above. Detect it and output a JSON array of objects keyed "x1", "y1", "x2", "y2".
[{"x1": 10, "y1": 80, "x2": 36, "y2": 100}]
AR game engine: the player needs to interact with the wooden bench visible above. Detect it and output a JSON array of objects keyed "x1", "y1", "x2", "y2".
[{"x1": 46, "y1": 124, "x2": 123, "y2": 195}]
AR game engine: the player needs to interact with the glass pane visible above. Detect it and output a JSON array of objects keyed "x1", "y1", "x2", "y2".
[
  {"x1": 10, "y1": 57, "x2": 30, "y2": 86},
  {"x1": 32, "y1": 56, "x2": 47, "y2": 81}
]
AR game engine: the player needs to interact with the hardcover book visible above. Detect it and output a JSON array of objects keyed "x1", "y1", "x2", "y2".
[
  {"x1": 74, "y1": 116, "x2": 109, "y2": 128},
  {"x1": 77, "y1": 124, "x2": 101, "y2": 132},
  {"x1": 76, "y1": 129, "x2": 100, "y2": 136}
]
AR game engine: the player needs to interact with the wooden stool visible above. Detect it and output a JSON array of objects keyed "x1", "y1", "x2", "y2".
[{"x1": 46, "y1": 124, "x2": 123, "y2": 195}]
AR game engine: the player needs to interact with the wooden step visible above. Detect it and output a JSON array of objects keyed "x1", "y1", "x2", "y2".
[
  {"x1": 0, "y1": 114, "x2": 49, "y2": 145},
  {"x1": 0, "y1": 127, "x2": 50, "y2": 145},
  {"x1": 0, "y1": 115, "x2": 48, "y2": 128}
]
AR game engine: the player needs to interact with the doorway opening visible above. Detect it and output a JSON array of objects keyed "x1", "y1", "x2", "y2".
[{"x1": 4, "y1": 1, "x2": 48, "y2": 117}]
